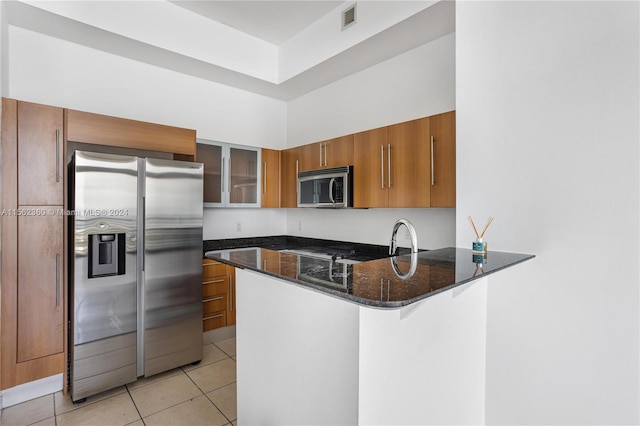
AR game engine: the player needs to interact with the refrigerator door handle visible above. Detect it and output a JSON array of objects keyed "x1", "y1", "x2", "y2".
[{"x1": 141, "y1": 196, "x2": 145, "y2": 272}]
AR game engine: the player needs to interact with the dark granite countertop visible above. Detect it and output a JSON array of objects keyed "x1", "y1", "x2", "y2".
[
  {"x1": 205, "y1": 245, "x2": 535, "y2": 309},
  {"x1": 203, "y1": 235, "x2": 415, "y2": 261}
]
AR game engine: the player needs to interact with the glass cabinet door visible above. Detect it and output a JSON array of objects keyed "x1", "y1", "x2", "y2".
[
  {"x1": 197, "y1": 139, "x2": 261, "y2": 207},
  {"x1": 196, "y1": 142, "x2": 223, "y2": 205},
  {"x1": 229, "y1": 147, "x2": 258, "y2": 205}
]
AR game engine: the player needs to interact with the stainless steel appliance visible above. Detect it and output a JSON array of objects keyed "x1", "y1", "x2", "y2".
[
  {"x1": 297, "y1": 166, "x2": 353, "y2": 208},
  {"x1": 69, "y1": 150, "x2": 203, "y2": 402}
]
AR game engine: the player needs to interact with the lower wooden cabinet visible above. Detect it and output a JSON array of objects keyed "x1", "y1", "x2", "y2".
[
  {"x1": 17, "y1": 213, "x2": 64, "y2": 362},
  {"x1": 202, "y1": 258, "x2": 235, "y2": 331}
]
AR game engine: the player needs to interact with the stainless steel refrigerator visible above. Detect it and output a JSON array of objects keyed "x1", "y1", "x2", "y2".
[{"x1": 69, "y1": 150, "x2": 203, "y2": 402}]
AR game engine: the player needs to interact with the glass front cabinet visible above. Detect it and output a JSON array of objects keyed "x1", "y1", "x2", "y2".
[{"x1": 196, "y1": 139, "x2": 261, "y2": 207}]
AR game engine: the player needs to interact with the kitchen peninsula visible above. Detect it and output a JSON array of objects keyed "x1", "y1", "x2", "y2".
[{"x1": 206, "y1": 242, "x2": 533, "y2": 425}]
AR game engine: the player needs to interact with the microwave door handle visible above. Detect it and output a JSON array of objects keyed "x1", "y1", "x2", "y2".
[{"x1": 329, "y1": 177, "x2": 336, "y2": 205}]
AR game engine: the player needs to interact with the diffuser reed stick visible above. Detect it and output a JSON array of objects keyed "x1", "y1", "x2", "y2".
[
  {"x1": 467, "y1": 216, "x2": 480, "y2": 238},
  {"x1": 480, "y1": 216, "x2": 494, "y2": 238}
]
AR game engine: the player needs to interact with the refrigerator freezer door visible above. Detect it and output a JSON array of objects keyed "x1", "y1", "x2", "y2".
[
  {"x1": 143, "y1": 158, "x2": 204, "y2": 376},
  {"x1": 71, "y1": 151, "x2": 138, "y2": 401}
]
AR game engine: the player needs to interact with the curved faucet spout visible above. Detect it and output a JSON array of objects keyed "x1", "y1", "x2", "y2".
[{"x1": 389, "y1": 219, "x2": 418, "y2": 256}]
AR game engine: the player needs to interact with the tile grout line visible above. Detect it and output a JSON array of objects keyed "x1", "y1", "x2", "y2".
[
  {"x1": 125, "y1": 384, "x2": 146, "y2": 426},
  {"x1": 1, "y1": 339, "x2": 237, "y2": 426},
  {"x1": 182, "y1": 362, "x2": 233, "y2": 424},
  {"x1": 184, "y1": 347, "x2": 236, "y2": 425}
]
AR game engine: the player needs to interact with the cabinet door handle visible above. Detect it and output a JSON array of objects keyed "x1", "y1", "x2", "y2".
[
  {"x1": 319, "y1": 143, "x2": 323, "y2": 167},
  {"x1": 295, "y1": 160, "x2": 299, "y2": 194},
  {"x1": 221, "y1": 157, "x2": 226, "y2": 194},
  {"x1": 431, "y1": 135, "x2": 435, "y2": 186},
  {"x1": 388, "y1": 143, "x2": 392, "y2": 188},
  {"x1": 203, "y1": 279, "x2": 225, "y2": 284},
  {"x1": 55, "y1": 129, "x2": 60, "y2": 183},
  {"x1": 203, "y1": 296, "x2": 224, "y2": 303},
  {"x1": 203, "y1": 313, "x2": 224, "y2": 321},
  {"x1": 380, "y1": 145, "x2": 385, "y2": 188},
  {"x1": 229, "y1": 275, "x2": 234, "y2": 311},
  {"x1": 56, "y1": 253, "x2": 61, "y2": 306},
  {"x1": 324, "y1": 143, "x2": 328, "y2": 166},
  {"x1": 263, "y1": 161, "x2": 267, "y2": 194}
]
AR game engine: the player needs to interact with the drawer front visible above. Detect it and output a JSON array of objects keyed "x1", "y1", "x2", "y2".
[
  {"x1": 202, "y1": 278, "x2": 227, "y2": 298},
  {"x1": 203, "y1": 260, "x2": 226, "y2": 278},
  {"x1": 203, "y1": 295, "x2": 227, "y2": 315},
  {"x1": 203, "y1": 312, "x2": 226, "y2": 331}
]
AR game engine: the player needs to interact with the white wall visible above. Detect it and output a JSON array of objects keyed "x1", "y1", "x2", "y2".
[
  {"x1": 456, "y1": 1, "x2": 639, "y2": 424},
  {"x1": 0, "y1": 1, "x2": 8, "y2": 97},
  {"x1": 288, "y1": 32, "x2": 455, "y2": 145},
  {"x1": 203, "y1": 208, "x2": 286, "y2": 240},
  {"x1": 285, "y1": 208, "x2": 454, "y2": 250},
  {"x1": 8, "y1": 26, "x2": 287, "y2": 149},
  {"x1": 359, "y1": 278, "x2": 487, "y2": 424}
]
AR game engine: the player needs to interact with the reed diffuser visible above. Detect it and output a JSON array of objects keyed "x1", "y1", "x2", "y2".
[{"x1": 468, "y1": 216, "x2": 494, "y2": 254}]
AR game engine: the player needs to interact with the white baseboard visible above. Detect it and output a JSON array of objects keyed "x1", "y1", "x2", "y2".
[{"x1": 1, "y1": 374, "x2": 63, "y2": 409}]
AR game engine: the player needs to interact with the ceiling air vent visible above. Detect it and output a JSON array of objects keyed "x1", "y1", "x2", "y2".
[{"x1": 342, "y1": 4, "x2": 357, "y2": 31}]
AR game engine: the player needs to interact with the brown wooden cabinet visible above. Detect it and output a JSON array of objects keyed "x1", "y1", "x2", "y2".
[
  {"x1": 353, "y1": 112, "x2": 455, "y2": 208},
  {"x1": 299, "y1": 135, "x2": 354, "y2": 172},
  {"x1": 429, "y1": 111, "x2": 456, "y2": 207},
  {"x1": 1, "y1": 99, "x2": 65, "y2": 390},
  {"x1": 280, "y1": 147, "x2": 300, "y2": 208},
  {"x1": 17, "y1": 213, "x2": 64, "y2": 362},
  {"x1": 261, "y1": 148, "x2": 280, "y2": 208},
  {"x1": 202, "y1": 259, "x2": 236, "y2": 331},
  {"x1": 18, "y1": 101, "x2": 64, "y2": 206},
  {"x1": 353, "y1": 127, "x2": 389, "y2": 207},
  {"x1": 387, "y1": 117, "x2": 432, "y2": 208},
  {"x1": 66, "y1": 108, "x2": 196, "y2": 157}
]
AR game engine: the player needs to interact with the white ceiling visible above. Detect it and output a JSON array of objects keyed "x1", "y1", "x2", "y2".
[
  {"x1": 6, "y1": 1, "x2": 455, "y2": 100},
  {"x1": 169, "y1": 1, "x2": 344, "y2": 45}
]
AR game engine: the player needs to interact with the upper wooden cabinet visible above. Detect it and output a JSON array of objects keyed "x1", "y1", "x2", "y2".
[
  {"x1": 353, "y1": 127, "x2": 389, "y2": 208},
  {"x1": 280, "y1": 147, "x2": 300, "y2": 208},
  {"x1": 66, "y1": 109, "x2": 196, "y2": 158},
  {"x1": 354, "y1": 112, "x2": 455, "y2": 208},
  {"x1": 17, "y1": 101, "x2": 64, "y2": 206},
  {"x1": 387, "y1": 117, "x2": 432, "y2": 208},
  {"x1": 429, "y1": 111, "x2": 456, "y2": 207},
  {"x1": 261, "y1": 148, "x2": 280, "y2": 208},
  {"x1": 299, "y1": 135, "x2": 354, "y2": 172}
]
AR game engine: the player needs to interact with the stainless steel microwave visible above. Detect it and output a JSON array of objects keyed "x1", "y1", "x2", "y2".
[{"x1": 297, "y1": 165, "x2": 353, "y2": 208}]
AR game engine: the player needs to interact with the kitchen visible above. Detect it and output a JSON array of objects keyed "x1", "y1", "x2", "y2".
[{"x1": 1, "y1": 1, "x2": 639, "y2": 425}]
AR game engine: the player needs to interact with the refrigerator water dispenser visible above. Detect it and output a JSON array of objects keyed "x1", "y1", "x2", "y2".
[{"x1": 88, "y1": 233, "x2": 125, "y2": 277}]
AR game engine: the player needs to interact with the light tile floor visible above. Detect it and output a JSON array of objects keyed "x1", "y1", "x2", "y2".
[{"x1": 1, "y1": 338, "x2": 237, "y2": 426}]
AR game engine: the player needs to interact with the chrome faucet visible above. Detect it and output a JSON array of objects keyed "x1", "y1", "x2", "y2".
[{"x1": 389, "y1": 219, "x2": 418, "y2": 256}]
